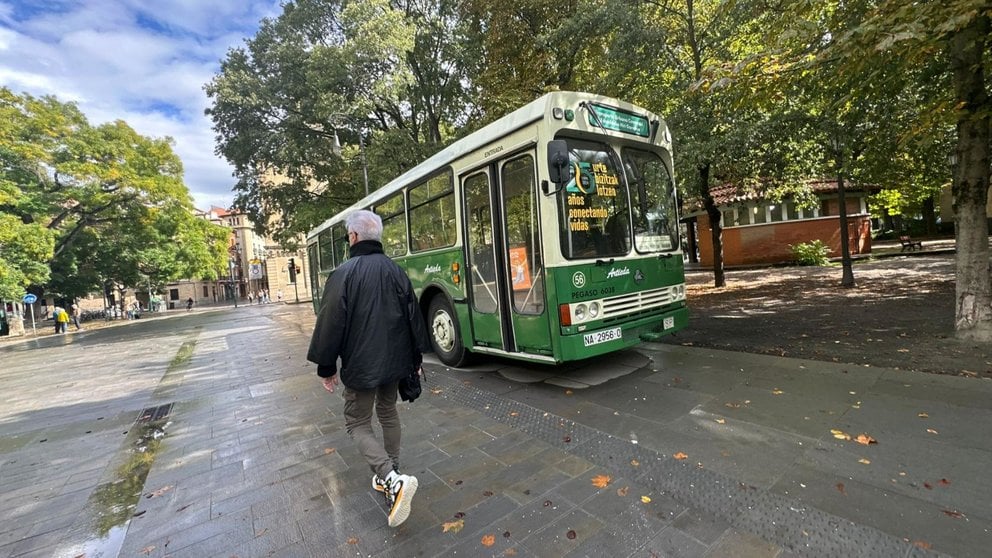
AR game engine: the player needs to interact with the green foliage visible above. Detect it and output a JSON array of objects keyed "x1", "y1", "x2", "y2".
[
  {"x1": 790, "y1": 240, "x2": 831, "y2": 266},
  {"x1": 206, "y1": 0, "x2": 475, "y2": 241},
  {"x1": 0, "y1": 88, "x2": 229, "y2": 301}
]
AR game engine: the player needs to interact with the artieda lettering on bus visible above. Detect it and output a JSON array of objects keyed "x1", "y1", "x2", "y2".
[
  {"x1": 606, "y1": 266, "x2": 630, "y2": 279},
  {"x1": 424, "y1": 264, "x2": 443, "y2": 274}
]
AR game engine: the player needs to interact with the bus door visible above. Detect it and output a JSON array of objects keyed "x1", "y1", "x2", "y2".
[{"x1": 462, "y1": 153, "x2": 551, "y2": 356}]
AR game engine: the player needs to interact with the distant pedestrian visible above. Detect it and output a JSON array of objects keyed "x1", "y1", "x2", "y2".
[
  {"x1": 54, "y1": 306, "x2": 69, "y2": 333},
  {"x1": 186, "y1": 297, "x2": 194, "y2": 312},
  {"x1": 70, "y1": 302, "x2": 81, "y2": 330},
  {"x1": 307, "y1": 210, "x2": 429, "y2": 528},
  {"x1": 247, "y1": 292, "x2": 253, "y2": 304}
]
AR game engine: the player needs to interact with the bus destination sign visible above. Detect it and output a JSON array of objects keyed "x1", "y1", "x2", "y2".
[{"x1": 587, "y1": 104, "x2": 650, "y2": 137}]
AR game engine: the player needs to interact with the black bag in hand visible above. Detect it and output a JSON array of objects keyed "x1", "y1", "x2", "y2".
[{"x1": 398, "y1": 368, "x2": 422, "y2": 402}]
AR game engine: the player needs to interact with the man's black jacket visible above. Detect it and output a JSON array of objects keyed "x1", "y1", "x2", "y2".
[{"x1": 307, "y1": 240, "x2": 429, "y2": 390}]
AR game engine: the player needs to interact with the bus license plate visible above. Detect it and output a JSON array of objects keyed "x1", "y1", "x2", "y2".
[
  {"x1": 583, "y1": 327, "x2": 622, "y2": 347},
  {"x1": 664, "y1": 317, "x2": 675, "y2": 330}
]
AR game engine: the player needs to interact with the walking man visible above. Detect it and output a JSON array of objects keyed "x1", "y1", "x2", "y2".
[{"x1": 307, "y1": 210, "x2": 429, "y2": 528}]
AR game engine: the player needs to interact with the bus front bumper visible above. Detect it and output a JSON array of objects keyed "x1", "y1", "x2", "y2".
[{"x1": 558, "y1": 306, "x2": 689, "y2": 362}]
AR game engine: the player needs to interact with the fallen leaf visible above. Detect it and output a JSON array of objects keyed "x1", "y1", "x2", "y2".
[
  {"x1": 640, "y1": 495, "x2": 652, "y2": 503},
  {"x1": 442, "y1": 519, "x2": 465, "y2": 533},
  {"x1": 481, "y1": 534, "x2": 496, "y2": 547},
  {"x1": 631, "y1": 459, "x2": 640, "y2": 467},
  {"x1": 831, "y1": 429, "x2": 851, "y2": 441},
  {"x1": 146, "y1": 485, "x2": 173, "y2": 498},
  {"x1": 927, "y1": 428, "x2": 939, "y2": 435},
  {"x1": 255, "y1": 528, "x2": 268, "y2": 537},
  {"x1": 324, "y1": 447, "x2": 336, "y2": 454},
  {"x1": 591, "y1": 474, "x2": 612, "y2": 488},
  {"x1": 942, "y1": 510, "x2": 965, "y2": 519},
  {"x1": 454, "y1": 511, "x2": 465, "y2": 518},
  {"x1": 913, "y1": 541, "x2": 932, "y2": 550},
  {"x1": 924, "y1": 482, "x2": 933, "y2": 490},
  {"x1": 772, "y1": 388, "x2": 784, "y2": 395},
  {"x1": 565, "y1": 390, "x2": 573, "y2": 395},
  {"x1": 483, "y1": 490, "x2": 494, "y2": 497},
  {"x1": 543, "y1": 500, "x2": 552, "y2": 507},
  {"x1": 503, "y1": 531, "x2": 511, "y2": 538},
  {"x1": 673, "y1": 452, "x2": 688, "y2": 460},
  {"x1": 616, "y1": 486, "x2": 629, "y2": 497},
  {"x1": 858, "y1": 458, "x2": 871, "y2": 465},
  {"x1": 504, "y1": 549, "x2": 518, "y2": 556},
  {"x1": 715, "y1": 418, "x2": 726, "y2": 424},
  {"x1": 836, "y1": 483, "x2": 846, "y2": 495},
  {"x1": 939, "y1": 478, "x2": 951, "y2": 486},
  {"x1": 347, "y1": 537, "x2": 359, "y2": 545},
  {"x1": 918, "y1": 412, "x2": 929, "y2": 418},
  {"x1": 430, "y1": 387, "x2": 443, "y2": 395},
  {"x1": 566, "y1": 530, "x2": 577, "y2": 540},
  {"x1": 140, "y1": 546, "x2": 156, "y2": 555},
  {"x1": 509, "y1": 412, "x2": 519, "y2": 417},
  {"x1": 563, "y1": 436, "x2": 571, "y2": 443},
  {"x1": 855, "y1": 434, "x2": 877, "y2": 445}
]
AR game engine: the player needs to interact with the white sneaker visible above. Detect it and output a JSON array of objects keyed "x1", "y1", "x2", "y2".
[{"x1": 383, "y1": 471, "x2": 418, "y2": 527}]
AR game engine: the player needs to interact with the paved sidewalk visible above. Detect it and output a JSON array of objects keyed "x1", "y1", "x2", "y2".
[{"x1": 0, "y1": 304, "x2": 988, "y2": 557}]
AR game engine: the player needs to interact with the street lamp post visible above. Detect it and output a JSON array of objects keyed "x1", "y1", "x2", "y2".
[
  {"x1": 229, "y1": 258, "x2": 238, "y2": 308},
  {"x1": 332, "y1": 118, "x2": 369, "y2": 196}
]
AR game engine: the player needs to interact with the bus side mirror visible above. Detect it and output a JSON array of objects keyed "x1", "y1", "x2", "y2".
[{"x1": 545, "y1": 140, "x2": 569, "y2": 194}]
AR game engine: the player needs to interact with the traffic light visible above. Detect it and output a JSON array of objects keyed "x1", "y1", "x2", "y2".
[{"x1": 288, "y1": 258, "x2": 297, "y2": 283}]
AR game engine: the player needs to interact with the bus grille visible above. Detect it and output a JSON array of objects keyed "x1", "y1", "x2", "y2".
[{"x1": 601, "y1": 287, "x2": 677, "y2": 320}]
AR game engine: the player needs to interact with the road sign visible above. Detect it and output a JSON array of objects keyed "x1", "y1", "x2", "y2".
[{"x1": 22, "y1": 293, "x2": 37, "y2": 304}]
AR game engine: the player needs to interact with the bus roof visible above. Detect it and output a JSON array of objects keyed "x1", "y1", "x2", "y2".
[{"x1": 307, "y1": 91, "x2": 662, "y2": 241}]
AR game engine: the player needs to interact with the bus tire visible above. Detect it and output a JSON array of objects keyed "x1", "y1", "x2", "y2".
[{"x1": 428, "y1": 295, "x2": 467, "y2": 367}]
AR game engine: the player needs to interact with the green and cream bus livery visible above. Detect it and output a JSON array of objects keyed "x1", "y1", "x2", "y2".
[{"x1": 306, "y1": 91, "x2": 687, "y2": 366}]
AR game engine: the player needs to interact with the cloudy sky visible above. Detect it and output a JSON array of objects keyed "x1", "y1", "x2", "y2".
[{"x1": 0, "y1": 0, "x2": 282, "y2": 210}]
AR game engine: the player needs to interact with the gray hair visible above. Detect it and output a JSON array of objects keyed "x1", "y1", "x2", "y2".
[{"x1": 346, "y1": 210, "x2": 383, "y2": 242}]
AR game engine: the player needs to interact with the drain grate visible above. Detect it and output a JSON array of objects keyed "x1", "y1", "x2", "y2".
[{"x1": 136, "y1": 403, "x2": 173, "y2": 424}]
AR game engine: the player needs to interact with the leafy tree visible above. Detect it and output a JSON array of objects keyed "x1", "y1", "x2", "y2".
[
  {"x1": 740, "y1": 0, "x2": 991, "y2": 338},
  {"x1": 0, "y1": 88, "x2": 229, "y2": 304},
  {"x1": 206, "y1": 0, "x2": 474, "y2": 244}
]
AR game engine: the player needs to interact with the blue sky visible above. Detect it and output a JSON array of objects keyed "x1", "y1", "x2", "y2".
[{"x1": 0, "y1": 0, "x2": 282, "y2": 210}]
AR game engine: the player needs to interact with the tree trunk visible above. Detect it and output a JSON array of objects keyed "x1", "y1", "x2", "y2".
[
  {"x1": 836, "y1": 171, "x2": 855, "y2": 287},
  {"x1": 949, "y1": 15, "x2": 992, "y2": 341},
  {"x1": 700, "y1": 163, "x2": 726, "y2": 287}
]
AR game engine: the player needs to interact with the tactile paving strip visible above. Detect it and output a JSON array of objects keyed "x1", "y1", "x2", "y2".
[{"x1": 430, "y1": 373, "x2": 937, "y2": 558}]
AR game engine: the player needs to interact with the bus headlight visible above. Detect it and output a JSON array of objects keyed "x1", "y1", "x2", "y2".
[
  {"x1": 574, "y1": 304, "x2": 587, "y2": 321},
  {"x1": 588, "y1": 302, "x2": 600, "y2": 318}
]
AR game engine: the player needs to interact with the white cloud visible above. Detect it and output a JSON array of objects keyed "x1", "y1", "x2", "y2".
[{"x1": 0, "y1": 0, "x2": 282, "y2": 210}]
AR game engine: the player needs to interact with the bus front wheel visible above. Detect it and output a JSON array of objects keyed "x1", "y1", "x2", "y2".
[{"x1": 428, "y1": 296, "x2": 467, "y2": 367}]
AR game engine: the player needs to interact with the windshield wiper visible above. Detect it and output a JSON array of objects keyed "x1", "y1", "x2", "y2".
[{"x1": 580, "y1": 102, "x2": 607, "y2": 130}]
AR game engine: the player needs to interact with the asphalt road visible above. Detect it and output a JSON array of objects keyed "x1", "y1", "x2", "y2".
[{"x1": 1, "y1": 303, "x2": 988, "y2": 557}]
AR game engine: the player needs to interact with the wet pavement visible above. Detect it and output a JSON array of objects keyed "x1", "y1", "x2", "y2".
[{"x1": 0, "y1": 303, "x2": 989, "y2": 557}]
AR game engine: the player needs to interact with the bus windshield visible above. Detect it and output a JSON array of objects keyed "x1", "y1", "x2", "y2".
[
  {"x1": 557, "y1": 139, "x2": 631, "y2": 259},
  {"x1": 623, "y1": 148, "x2": 678, "y2": 253}
]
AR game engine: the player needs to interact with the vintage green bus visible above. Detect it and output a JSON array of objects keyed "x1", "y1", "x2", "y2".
[{"x1": 306, "y1": 91, "x2": 687, "y2": 366}]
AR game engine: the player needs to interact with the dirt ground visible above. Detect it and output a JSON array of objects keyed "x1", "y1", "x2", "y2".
[{"x1": 661, "y1": 253, "x2": 992, "y2": 379}]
